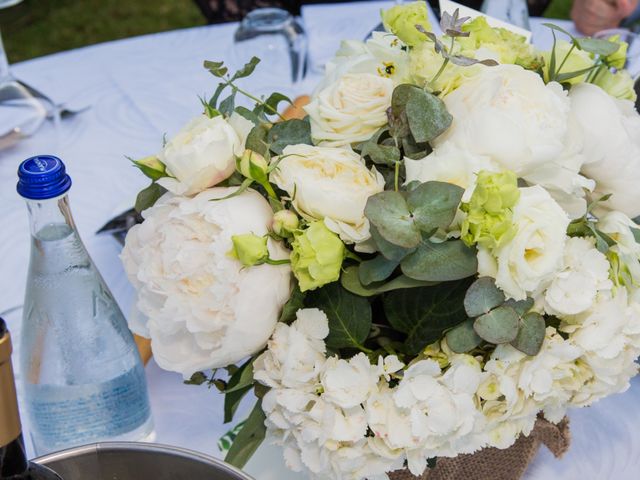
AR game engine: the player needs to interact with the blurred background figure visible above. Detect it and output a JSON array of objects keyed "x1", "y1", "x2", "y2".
[{"x1": 571, "y1": 0, "x2": 639, "y2": 34}]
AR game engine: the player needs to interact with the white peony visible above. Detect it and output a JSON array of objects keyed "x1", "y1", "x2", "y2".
[
  {"x1": 544, "y1": 237, "x2": 613, "y2": 316},
  {"x1": 156, "y1": 113, "x2": 252, "y2": 196},
  {"x1": 270, "y1": 144, "x2": 385, "y2": 247},
  {"x1": 121, "y1": 187, "x2": 291, "y2": 376},
  {"x1": 432, "y1": 64, "x2": 591, "y2": 215},
  {"x1": 305, "y1": 73, "x2": 394, "y2": 147},
  {"x1": 478, "y1": 186, "x2": 570, "y2": 300},
  {"x1": 570, "y1": 82, "x2": 640, "y2": 218},
  {"x1": 320, "y1": 353, "x2": 380, "y2": 409}
]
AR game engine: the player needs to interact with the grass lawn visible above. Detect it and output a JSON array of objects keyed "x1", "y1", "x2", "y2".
[{"x1": 1, "y1": 0, "x2": 573, "y2": 64}]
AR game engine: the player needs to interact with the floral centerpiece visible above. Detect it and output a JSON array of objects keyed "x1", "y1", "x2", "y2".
[{"x1": 121, "y1": 3, "x2": 640, "y2": 479}]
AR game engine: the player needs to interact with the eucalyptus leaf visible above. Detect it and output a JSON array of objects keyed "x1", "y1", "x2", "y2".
[
  {"x1": 359, "y1": 256, "x2": 400, "y2": 285},
  {"x1": 264, "y1": 92, "x2": 292, "y2": 113},
  {"x1": 473, "y1": 306, "x2": 519, "y2": 344},
  {"x1": 406, "y1": 181, "x2": 464, "y2": 233},
  {"x1": 209, "y1": 82, "x2": 227, "y2": 109},
  {"x1": 383, "y1": 281, "x2": 469, "y2": 355},
  {"x1": 245, "y1": 123, "x2": 271, "y2": 156},
  {"x1": 341, "y1": 266, "x2": 437, "y2": 297},
  {"x1": 267, "y1": 118, "x2": 312, "y2": 155},
  {"x1": 361, "y1": 141, "x2": 401, "y2": 166},
  {"x1": 232, "y1": 56, "x2": 261, "y2": 80},
  {"x1": 503, "y1": 298, "x2": 534, "y2": 317},
  {"x1": 575, "y1": 37, "x2": 619, "y2": 56},
  {"x1": 404, "y1": 88, "x2": 453, "y2": 143},
  {"x1": 464, "y1": 277, "x2": 505, "y2": 318},
  {"x1": 446, "y1": 318, "x2": 482, "y2": 353},
  {"x1": 510, "y1": 312, "x2": 545, "y2": 356},
  {"x1": 370, "y1": 226, "x2": 413, "y2": 261},
  {"x1": 224, "y1": 401, "x2": 266, "y2": 468},
  {"x1": 401, "y1": 240, "x2": 478, "y2": 282},
  {"x1": 204, "y1": 60, "x2": 229, "y2": 78},
  {"x1": 224, "y1": 359, "x2": 255, "y2": 394},
  {"x1": 135, "y1": 183, "x2": 166, "y2": 213},
  {"x1": 219, "y1": 93, "x2": 236, "y2": 116},
  {"x1": 306, "y1": 282, "x2": 372, "y2": 350},
  {"x1": 365, "y1": 191, "x2": 421, "y2": 248},
  {"x1": 234, "y1": 106, "x2": 262, "y2": 125}
]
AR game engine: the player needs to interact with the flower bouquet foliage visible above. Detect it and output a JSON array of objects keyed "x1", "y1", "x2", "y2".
[{"x1": 121, "y1": 3, "x2": 640, "y2": 479}]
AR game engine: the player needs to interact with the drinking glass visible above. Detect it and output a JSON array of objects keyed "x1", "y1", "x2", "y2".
[
  {"x1": 233, "y1": 8, "x2": 307, "y2": 85},
  {"x1": 481, "y1": 0, "x2": 531, "y2": 31},
  {"x1": 0, "y1": 1, "x2": 48, "y2": 147}
]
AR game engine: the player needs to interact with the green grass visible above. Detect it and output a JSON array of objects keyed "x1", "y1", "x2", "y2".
[
  {"x1": 0, "y1": 0, "x2": 204, "y2": 63},
  {"x1": 0, "y1": 0, "x2": 574, "y2": 64}
]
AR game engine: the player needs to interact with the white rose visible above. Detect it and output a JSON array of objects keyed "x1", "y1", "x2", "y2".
[
  {"x1": 544, "y1": 237, "x2": 612, "y2": 316},
  {"x1": 121, "y1": 187, "x2": 291, "y2": 376},
  {"x1": 479, "y1": 186, "x2": 570, "y2": 300},
  {"x1": 270, "y1": 144, "x2": 385, "y2": 246},
  {"x1": 434, "y1": 65, "x2": 591, "y2": 215},
  {"x1": 321, "y1": 353, "x2": 380, "y2": 409},
  {"x1": 305, "y1": 73, "x2": 394, "y2": 147},
  {"x1": 570, "y1": 82, "x2": 640, "y2": 218},
  {"x1": 157, "y1": 113, "x2": 252, "y2": 196}
]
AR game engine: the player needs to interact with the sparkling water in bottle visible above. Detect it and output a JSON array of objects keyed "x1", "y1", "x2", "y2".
[{"x1": 16, "y1": 155, "x2": 154, "y2": 455}]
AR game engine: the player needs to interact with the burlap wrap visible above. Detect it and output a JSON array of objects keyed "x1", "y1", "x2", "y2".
[{"x1": 389, "y1": 416, "x2": 571, "y2": 480}]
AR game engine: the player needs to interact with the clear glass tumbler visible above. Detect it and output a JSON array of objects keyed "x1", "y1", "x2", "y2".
[{"x1": 233, "y1": 8, "x2": 307, "y2": 85}]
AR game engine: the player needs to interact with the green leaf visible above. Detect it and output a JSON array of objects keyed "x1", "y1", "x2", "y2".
[
  {"x1": 224, "y1": 385, "x2": 252, "y2": 424},
  {"x1": 464, "y1": 277, "x2": 505, "y2": 318},
  {"x1": 306, "y1": 282, "x2": 372, "y2": 350},
  {"x1": 219, "y1": 93, "x2": 236, "y2": 116},
  {"x1": 473, "y1": 306, "x2": 519, "y2": 344},
  {"x1": 555, "y1": 65, "x2": 598, "y2": 83},
  {"x1": 279, "y1": 285, "x2": 306, "y2": 323},
  {"x1": 503, "y1": 298, "x2": 534, "y2": 317},
  {"x1": 135, "y1": 183, "x2": 166, "y2": 213},
  {"x1": 383, "y1": 281, "x2": 470, "y2": 355},
  {"x1": 575, "y1": 37, "x2": 619, "y2": 56},
  {"x1": 404, "y1": 89, "x2": 453, "y2": 143},
  {"x1": 361, "y1": 141, "x2": 401, "y2": 166},
  {"x1": 209, "y1": 82, "x2": 227, "y2": 109},
  {"x1": 204, "y1": 60, "x2": 229, "y2": 78},
  {"x1": 370, "y1": 226, "x2": 413, "y2": 261},
  {"x1": 406, "y1": 181, "x2": 464, "y2": 233},
  {"x1": 446, "y1": 318, "x2": 482, "y2": 353},
  {"x1": 225, "y1": 359, "x2": 255, "y2": 394},
  {"x1": 510, "y1": 312, "x2": 546, "y2": 356},
  {"x1": 341, "y1": 266, "x2": 438, "y2": 297},
  {"x1": 359, "y1": 256, "x2": 399, "y2": 285},
  {"x1": 245, "y1": 123, "x2": 271, "y2": 156},
  {"x1": 401, "y1": 240, "x2": 478, "y2": 282},
  {"x1": 234, "y1": 106, "x2": 262, "y2": 125},
  {"x1": 232, "y1": 56, "x2": 261, "y2": 80},
  {"x1": 267, "y1": 119, "x2": 312, "y2": 155},
  {"x1": 184, "y1": 371, "x2": 207, "y2": 385},
  {"x1": 365, "y1": 191, "x2": 421, "y2": 248},
  {"x1": 264, "y1": 92, "x2": 292, "y2": 112},
  {"x1": 224, "y1": 401, "x2": 266, "y2": 469},
  {"x1": 631, "y1": 227, "x2": 640, "y2": 244},
  {"x1": 542, "y1": 23, "x2": 576, "y2": 41}
]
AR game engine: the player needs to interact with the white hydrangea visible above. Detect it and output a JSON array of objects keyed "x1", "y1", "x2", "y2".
[
  {"x1": 544, "y1": 237, "x2": 613, "y2": 316},
  {"x1": 121, "y1": 188, "x2": 291, "y2": 376},
  {"x1": 320, "y1": 353, "x2": 380, "y2": 409}
]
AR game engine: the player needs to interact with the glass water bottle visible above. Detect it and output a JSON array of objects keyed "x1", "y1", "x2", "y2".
[
  {"x1": 16, "y1": 155, "x2": 154, "y2": 455},
  {"x1": 481, "y1": 0, "x2": 531, "y2": 31},
  {"x1": 0, "y1": 318, "x2": 63, "y2": 479}
]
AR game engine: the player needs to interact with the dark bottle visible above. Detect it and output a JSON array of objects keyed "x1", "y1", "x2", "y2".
[{"x1": 0, "y1": 318, "x2": 63, "y2": 480}]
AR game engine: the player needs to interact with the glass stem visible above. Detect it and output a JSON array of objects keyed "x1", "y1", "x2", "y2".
[{"x1": 0, "y1": 29, "x2": 11, "y2": 81}]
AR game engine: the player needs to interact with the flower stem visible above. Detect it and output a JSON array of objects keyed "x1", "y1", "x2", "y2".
[
  {"x1": 394, "y1": 161, "x2": 400, "y2": 192},
  {"x1": 554, "y1": 43, "x2": 576, "y2": 79},
  {"x1": 266, "y1": 258, "x2": 291, "y2": 266},
  {"x1": 231, "y1": 84, "x2": 286, "y2": 121}
]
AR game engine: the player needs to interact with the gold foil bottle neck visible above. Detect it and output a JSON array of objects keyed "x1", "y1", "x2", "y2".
[{"x1": 0, "y1": 330, "x2": 22, "y2": 448}]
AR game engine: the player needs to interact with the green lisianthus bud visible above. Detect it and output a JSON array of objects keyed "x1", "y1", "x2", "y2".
[
  {"x1": 272, "y1": 209, "x2": 299, "y2": 237},
  {"x1": 594, "y1": 68, "x2": 637, "y2": 101},
  {"x1": 291, "y1": 221, "x2": 346, "y2": 292},
  {"x1": 461, "y1": 170, "x2": 520, "y2": 251},
  {"x1": 237, "y1": 149, "x2": 269, "y2": 182},
  {"x1": 381, "y1": 1, "x2": 431, "y2": 47},
  {"x1": 605, "y1": 34, "x2": 628, "y2": 69},
  {"x1": 230, "y1": 233, "x2": 269, "y2": 266},
  {"x1": 543, "y1": 40, "x2": 595, "y2": 85},
  {"x1": 133, "y1": 155, "x2": 167, "y2": 180}
]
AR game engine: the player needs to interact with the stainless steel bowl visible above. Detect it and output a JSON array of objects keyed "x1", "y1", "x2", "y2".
[{"x1": 35, "y1": 442, "x2": 255, "y2": 480}]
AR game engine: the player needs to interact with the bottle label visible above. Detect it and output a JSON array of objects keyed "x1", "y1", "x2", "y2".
[{"x1": 25, "y1": 364, "x2": 151, "y2": 450}]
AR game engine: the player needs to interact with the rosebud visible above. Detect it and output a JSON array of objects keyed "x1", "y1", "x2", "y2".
[
  {"x1": 133, "y1": 155, "x2": 167, "y2": 180},
  {"x1": 237, "y1": 149, "x2": 269, "y2": 183},
  {"x1": 230, "y1": 233, "x2": 269, "y2": 266},
  {"x1": 272, "y1": 209, "x2": 299, "y2": 237}
]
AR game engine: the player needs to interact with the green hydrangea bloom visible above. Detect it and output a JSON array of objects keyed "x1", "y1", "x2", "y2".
[
  {"x1": 461, "y1": 170, "x2": 520, "y2": 251},
  {"x1": 291, "y1": 221, "x2": 346, "y2": 292},
  {"x1": 230, "y1": 233, "x2": 269, "y2": 266},
  {"x1": 381, "y1": 1, "x2": 431, "y2": 47}
]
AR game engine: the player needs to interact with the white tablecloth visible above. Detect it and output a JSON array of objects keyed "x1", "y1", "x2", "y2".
[{"x1": 1, "y1": 2, "x2": 638, "y2": 478}]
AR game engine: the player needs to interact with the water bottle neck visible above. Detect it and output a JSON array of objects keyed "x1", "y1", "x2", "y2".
[{"x1": 25, "y1": 194, "x2": 77, "y2": 238}]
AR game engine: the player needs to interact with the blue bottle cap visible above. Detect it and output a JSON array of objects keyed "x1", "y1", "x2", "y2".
[{"x1": 17, "y1": 155, "x2": 72, "y2": 200}]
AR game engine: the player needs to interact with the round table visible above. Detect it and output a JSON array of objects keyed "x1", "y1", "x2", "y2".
[{"x1": 1, "y1": 2, "x2": 639, "y2": 479}]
